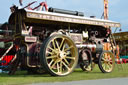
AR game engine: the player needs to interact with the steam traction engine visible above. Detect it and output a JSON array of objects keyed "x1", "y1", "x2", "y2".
[{"x1": 6, "y1": 3, "x2": 121, "y2": 76}]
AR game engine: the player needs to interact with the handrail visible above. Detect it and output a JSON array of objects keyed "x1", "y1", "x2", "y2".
[
  {"x1": 32, "y1": 2, "x2": 48, "y2": 11},
  {"x1": 23, "y1": 1, "x2": 37, "y2": 9},
  {"x1": 0, "y1": 43, "x2": 13, "y2": 61}
]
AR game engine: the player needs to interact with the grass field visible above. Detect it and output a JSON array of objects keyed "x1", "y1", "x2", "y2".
[{"x1": 0, "y1": 64, "x2": 128, "y2": 85}]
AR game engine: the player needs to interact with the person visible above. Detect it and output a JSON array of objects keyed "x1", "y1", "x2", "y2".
[{"x1": 0, "y1": 69, "x2": 2, "y2": 73}]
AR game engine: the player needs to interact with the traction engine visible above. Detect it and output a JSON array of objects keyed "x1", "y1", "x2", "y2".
[{"x1": 0, "y1": 1, "x2": 121, "y2": 76}]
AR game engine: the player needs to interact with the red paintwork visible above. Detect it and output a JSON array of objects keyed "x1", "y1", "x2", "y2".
[
  {"x1": 0, "y1": 39, "x2": 14, "y2": 66},
  {"x1": 1, "y1": 55, "x2": 14, "y2": 66},
  {"x1": 32, "y1": 2, "x2": 48, "y2": 11}
]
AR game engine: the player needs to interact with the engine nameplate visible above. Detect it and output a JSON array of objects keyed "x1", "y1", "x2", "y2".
[
  {"x1": 70, "y1": 33, "x2": 83, "y2": 44},
  {"x1": 25, "y1": 36, "x2": 37, "y2": 42}
]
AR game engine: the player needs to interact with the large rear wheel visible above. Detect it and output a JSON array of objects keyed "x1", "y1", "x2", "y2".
[
  {"x1": 40, "y1": 34, "x2": 78, "y2": 76},
  {"x1": 98, "y1": 51, "x2": 115, "y2": 73}
]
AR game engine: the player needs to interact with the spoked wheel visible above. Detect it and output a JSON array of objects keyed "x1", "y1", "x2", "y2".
[
  {"x1": 79, "y1": 49, "x2": 92, "y2": 72},
  {"x1": 40, "y1": 34, "x2": 78, "y2": 76},
  {"x1": 98, "y1": 51, "x2": 115, "y2": 73}
]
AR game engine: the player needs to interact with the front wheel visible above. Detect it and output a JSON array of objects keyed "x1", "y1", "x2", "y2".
[
  {"x1": 98, "y1": 51, "x2": 115, "y2": 73},
  {"x1": 40, "y1": 34, "x2": 78, "y2": 76}
]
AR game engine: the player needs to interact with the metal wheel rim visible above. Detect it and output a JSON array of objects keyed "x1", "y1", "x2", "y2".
[
  {"x1": 45, "y1": 35, "x2": 78, "y2": 75},
  {"x1": 84, "y1": 64, "x2": 92, "y2": 72},
  {"x1": 101, "y1": 51, "x2": 115, "y2": 72}
]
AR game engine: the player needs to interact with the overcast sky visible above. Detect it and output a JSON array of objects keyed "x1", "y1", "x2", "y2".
[{"x1": 0, "y1": 0, "x2": 127, "y2": 32}]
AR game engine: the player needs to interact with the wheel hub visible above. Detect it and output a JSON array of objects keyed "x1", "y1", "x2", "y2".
[{"x1": 59, "y1": 51, "x2": 65, "y2": 59}]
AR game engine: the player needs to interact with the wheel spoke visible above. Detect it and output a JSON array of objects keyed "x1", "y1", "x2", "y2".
[
  {"x1": 48, "y1": 59, "x2": 54, "y2": 67},
  {"x1": 51, "y1": 61, "x2": 57, "y2": 69},
  {"x1": 60, "y1": 38, "x2": 65, "y2": 49},
  {"x1": 106, "y1": 57, "x2": 113, "y2": 70},
  {"x1": 107, "y1": 64, "x2": 111, "y2": 70},
  {"x1": 55, "y1": 39, "x2": 60, "y2": 50},
  {"x1": 106, "y1": 63, "x2": 111, "y2": 70},
  {"x1": 102, "y1": 62, "x2": 106, "y2": 70},
  {"x1": 66, "y1": 56, "x2": 75, "y2": 60},
  {"x1": 65, "y1": 51, "x2": 71, "y2": 55},
  {"x1": 102, "y1": 64, "x2": 105, "y2": 69},
  {"x1": 52, "y1": 40, "x2": 56, "y2": 49},
  {"x1": 108, "y1": 57, "x2": 112, "y2": 61},
  {"x1": 62, "y1": 44, "x2": 66, "y2": 51},
  {"x1": 46, "y1": 55, "x2": 57, "y2": 59},
  {"x1": 57, "y1": 62, "x2": 60, "y2": 72},
  {"x1": 64, "y1": 45, "x2": 73, "y2": 51},
  {"x1": 46, "y1": 51, "x2": 54, "y2": 55},
  {"x1": 105, "y1": 63, "x2": 109, "y2": 70},
  {"x1": 48, "y1": 46, "x2": 56, "y2": 53},
  {"x1": 108, "y1": 61, "x2": 112, "y2": 68},
  {"x1": 101, "y1": 60, "x2": 105, "y2": 63},
  {"x1": 60, "y1": 61, "x2": 63, "y2": 73},
  {"x1": 63, "y1": 58, "x2": 70, "y2": 65},
  {"x1": 110, "y1": 60, "x2": 113, "y2": 63},
  {"x1": 102, "y1": 58, "x2": 106, "y2": 61},
  {"x1": 62, "y1": 61, "x2": 70, "y2": 70}
]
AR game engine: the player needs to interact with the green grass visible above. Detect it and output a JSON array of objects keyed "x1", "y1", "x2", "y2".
[{"x1": 0, "y1": 64, "x2": 128, "y2": 85}]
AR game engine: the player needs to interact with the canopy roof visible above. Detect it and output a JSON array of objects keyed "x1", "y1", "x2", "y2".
[
  {"x1": 25, "y1": 9, "x2": 121, "y2": 28},
  {"x1": 113, "y1": 32, "x2": 128, "y2": 41}
]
